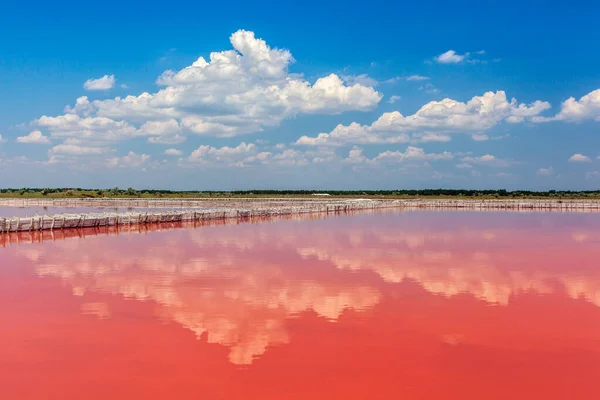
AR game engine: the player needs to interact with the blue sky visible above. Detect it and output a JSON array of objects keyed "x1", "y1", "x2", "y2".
[{"x1": 1, "y1": 0, "x2": 599, "y2": 190}]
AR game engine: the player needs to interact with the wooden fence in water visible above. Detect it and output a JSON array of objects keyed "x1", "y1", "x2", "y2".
[
  {"x1": 0, "y1": 199, "x2": 387, "y2": 233},
  {"x1": 2, "y1": 198, "x2": 600, "y2": 234}
]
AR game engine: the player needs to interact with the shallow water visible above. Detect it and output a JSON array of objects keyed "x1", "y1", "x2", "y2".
[{"x1": 1, "y1": 210, "x2": 600, "y2": 399}]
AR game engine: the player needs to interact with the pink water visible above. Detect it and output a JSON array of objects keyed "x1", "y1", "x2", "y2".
[{"x1": 1, "y1": 210, "x2": 600, "y2": 399}]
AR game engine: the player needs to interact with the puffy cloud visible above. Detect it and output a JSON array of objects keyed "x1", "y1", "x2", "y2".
[
  {"x1": 184, "y1": 142, "x2": 338, "y2": 167},
  {"x1": 505, "y1": 100, "x2": 552, "y2": 123},
  {"x1": 374, "y1": 146, "x2": 453, "y2": 162},
  {"x1": 345, "y1": 146, "x2": 368, "y2": 164},
  {"x1": 106, "y1": 151, "x2": 150, "y2": 168},
  {"x1": 568, "y1": 153, "x2": 591, "y2": 163},
  {"x1": 139, "y1": 119, "x2": 186, "y2": 144},
  {"x1": 461, "y1": 154, "x2": 512, "y2": 168},
  {"x1": 434, "y1": 50, "x2": 490, "y2": 65},
  {"x1": 296, "y1": 122, "x2": 410, "y2": 147},
  {"x1": 164, "y1": 148, "x2": 183, "y2": 156},
  {"x1": 435, "y1": 50, "x2": 466, "y2": 64},
  {"x1": 29, "y1": 30, "x2": 382, "y2": 160},
  {"x1": 371, "y1": 91, "x2": 550, "y2": 131},
  {"x1": 188, "y1": 142, "x2": 258, "y2": 166},
  {"x1": 37, "y1": 114, "x2": 137, "y2": 145},
  {"x1": 296, "y1": 91, "x2": 549, "y2": 146},
  {"x1": 388, "y1": 95, "x2": 401, "y2": 104},
  {"x1": 83, "y1": 75, "x2": 116, "y2": 91},
  {"x1": 0, "y1": 134, "x2": 4, "y2": 143},
  {"x1": 16, "y1": 130, "x2": 51, "y2": 144},
  {"x1": 540, "y1": 89, "x2": 600, "y2": 122}
]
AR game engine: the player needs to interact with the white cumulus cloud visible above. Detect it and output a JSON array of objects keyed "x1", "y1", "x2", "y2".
[
  {"x1": 375, "y1": 146, "x2": 454, "y2": 162},
  {"x1": 164, "y1": 148, "x2": 183, "y2": 156},
  {"x1": 83, "y1": 75, "x2": 116, "y2": 91},
  {"x1": 106, "y1": 151, "x2": 150, "y2": 168},
  {"x1": 568, "y1": 153, "x2": 591, "y2": 163},
  {"x1": 30, "y1": 30, "x2": 382, "y2": 160},
  {"x1": 435, "y1": 50, "x2": 466, "y2": 64},
  {"x1": 461, "y1": 154, "x2": 512, "y2": 168},
  {"x1": 16, "y1": 130, "x2": 51, "y2": 144},
  {"x1": 296, "y1": 91, "x2": 550, "y2": 147},
  {"x1": 538, "y1": 89, "x2": 600, "y2": 122}
]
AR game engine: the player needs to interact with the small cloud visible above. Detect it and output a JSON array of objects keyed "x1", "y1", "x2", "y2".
[
  {"x1": 106, "y1": 151, "x2": 150, "y2": 168},
  {"x1": 406, "y1": 75, "x2": 430, "y2": 81},
  {"x1": 16, "y1": 130, "x2": 51, "y2": 144},
  {"x1": 435, "y1": 50, "x2": 466, "y2": 64},
  {"x1": 461, "y1": 154, "x2": 512, "y2": 167},
  {"x1": 120, "y1": 84, "x2": 128, "y2": 89},
  {"x1": 83, "y1": 75, "x2": 115, "y2": 91},
  {"x1": 568, "y1": 153, "x2": 591, "y2": 163},
  {"x1": 471, "y1": 134, "x2": 489, "y2": 141},
  {"x1": 537, "y1": 167, "x2": 554, "y2": 176},
  {"x1": 434, "y1": 50, "x2": 489, "y2": 64},
  {"x1": 388, "y1": 95, "x2": 401, "y2": 104},
  {"x1": 0, "y1": 134, "x2": 5, "y2": 143},
  {"x1": 164, "y1": 148, "x2": 183, "y2": 156}
]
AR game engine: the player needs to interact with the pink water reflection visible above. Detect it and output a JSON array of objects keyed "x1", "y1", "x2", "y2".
[{"x1": 1, "y1": 211, "x2": 600, "y2": 399}]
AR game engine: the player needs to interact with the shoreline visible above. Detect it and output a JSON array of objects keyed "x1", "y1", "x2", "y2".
[{"x1": 2, "y1": 198, "x2": 600, "y2": 233}]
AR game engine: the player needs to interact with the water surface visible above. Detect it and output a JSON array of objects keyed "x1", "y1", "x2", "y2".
[{"x1": 1, "y1": 210, "x2": 599, "y2": 399}]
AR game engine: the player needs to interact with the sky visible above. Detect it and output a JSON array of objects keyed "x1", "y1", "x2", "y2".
[{"x1": 1, "y1": 0, "x2": 599, "y2": 190}]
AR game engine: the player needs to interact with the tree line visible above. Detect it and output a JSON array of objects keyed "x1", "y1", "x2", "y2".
[{"x1": 1, "y1": 188, "x2": 600, "y2": 198}]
